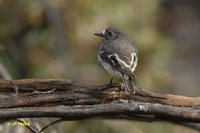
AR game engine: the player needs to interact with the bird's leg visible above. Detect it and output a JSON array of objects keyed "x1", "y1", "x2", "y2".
[
  {"x1": 109, "y1": 77, "x2": 114, "y2": 84},
  {"x1": 99, "y1": 77, "x2": 121, "y2": 92},
  {"x1": 106, "y1": 77, "x2": 114, "y2": 87}
]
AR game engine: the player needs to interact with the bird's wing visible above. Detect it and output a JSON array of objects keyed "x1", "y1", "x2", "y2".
[{"x1": 98, "y1": 49, "x2": 137, "y2": 78}]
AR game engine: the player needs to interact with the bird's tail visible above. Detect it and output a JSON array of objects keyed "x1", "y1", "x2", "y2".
[{"x1": 122, "y1": 74, "x2": 135, "y2": 94}]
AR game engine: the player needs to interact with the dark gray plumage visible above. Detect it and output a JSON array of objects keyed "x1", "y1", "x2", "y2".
[{"x1": 94, "y1": 28, "x2": 138, "y2": 94}]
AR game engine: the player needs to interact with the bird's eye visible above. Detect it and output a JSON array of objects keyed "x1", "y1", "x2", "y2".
[{"x1": 108, "y1": 31, "x2": 114, "y2": 37}]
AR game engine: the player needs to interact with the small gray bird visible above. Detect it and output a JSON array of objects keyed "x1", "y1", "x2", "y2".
[{"x1": 94, "y1": 28, "x2": 138, "y2": 94}]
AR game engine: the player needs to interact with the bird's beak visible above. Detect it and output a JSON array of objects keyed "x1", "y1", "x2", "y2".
[{"x1": 94, "y1": 32, "x2": 105, "y2": 37}]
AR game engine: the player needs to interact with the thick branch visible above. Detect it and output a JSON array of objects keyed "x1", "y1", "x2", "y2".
[
  {"x1": 0, "y1": 79, "x2": 199, "y2": 125},
  {"x1": 0, "y1": 102, "x2": 199, "y2": 123},
  {"x1": 0, "y1": 79, "x2": 199, "y2": 108}
]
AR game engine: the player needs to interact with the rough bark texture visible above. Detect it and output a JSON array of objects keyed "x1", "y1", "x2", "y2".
[
  {"x1": 0, "y1": 102, "x2": 200, "y2": 122},
  {"x1": 0, "y1": 79, "x2": 199, "y2": 123}
]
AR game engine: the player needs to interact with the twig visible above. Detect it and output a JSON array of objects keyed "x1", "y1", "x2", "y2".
[{"x1": 40, "y1": 118, "x2": 63, "y2": 133}]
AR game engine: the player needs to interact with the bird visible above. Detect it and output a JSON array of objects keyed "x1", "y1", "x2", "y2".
[{"x1": 94, "y1": 28, "x2": 138, "y2": 94}]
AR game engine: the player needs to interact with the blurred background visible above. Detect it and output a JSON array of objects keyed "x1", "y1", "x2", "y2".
[{"x1": 0, "y1": 0, "x2": 199, "y2": 133}]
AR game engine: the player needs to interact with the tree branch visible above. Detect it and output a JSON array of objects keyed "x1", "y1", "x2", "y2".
[
  {"x1": 0, "y1": 102, "x2": 199, "y2": 122},
  {"x1": 0, "y1": 79, "x2": 199, "y2": 127},
  {"x1": 0, "y1": 79, "x2": 199, "y2": 108}
]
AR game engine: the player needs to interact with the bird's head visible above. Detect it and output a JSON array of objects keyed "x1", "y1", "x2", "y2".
[{"x1": 94, "y1": 28, "x2": 125, "y2": 41}]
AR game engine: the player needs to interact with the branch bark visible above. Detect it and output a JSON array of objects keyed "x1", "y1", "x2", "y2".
[
  {"x1": 0, "y1": 79, "x2": 199, "y2": 124},
  {"x1": 0, "y1": 102, "x2": 200, "y2": 122},
  {"x1": 0, "y1": 79, "x2": 199, "y2": 108}
]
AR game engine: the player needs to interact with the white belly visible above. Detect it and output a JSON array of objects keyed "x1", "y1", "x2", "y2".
[{"x1": 98, "y1": 55, "x2": 121, "y2": 78}]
